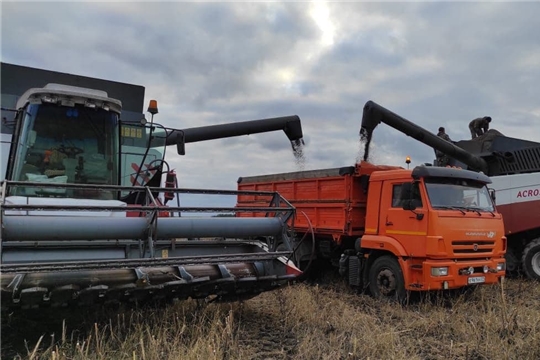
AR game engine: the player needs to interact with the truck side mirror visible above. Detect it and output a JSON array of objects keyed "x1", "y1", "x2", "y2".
[
  {"x1": 400, "y1": 182, "x2": 417, "y2": 211},
  {"x1": 400, "y1": 182, "x2": 424, "y2": 220},
  {"x1": 403, "y1": 199, "x2": 417, "y2": 211},
  {"x1": 400, "y1": 182, "x2": 412, "y2": 199},
  {"x1": 489, "y1": 188, "x2": 496, "y2": 204},
  {"x1": 176, "y1": 131, "x2": 186, "y2": 155}
]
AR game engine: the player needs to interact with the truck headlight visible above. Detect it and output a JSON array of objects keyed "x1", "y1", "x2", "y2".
[
  {"x1": 431, "y1": 267, "x2": 449, "y2": 276},
  {"x1": 496, "y1": 263, "x2": 506, "y2": 272}
]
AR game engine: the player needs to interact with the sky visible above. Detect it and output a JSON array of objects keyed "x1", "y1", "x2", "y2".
[{"x1": 2, "y1": 1, "x2": 540, "y2": 207}]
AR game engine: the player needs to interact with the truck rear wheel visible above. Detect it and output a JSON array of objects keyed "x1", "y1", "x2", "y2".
[
  {"x1": 522, "y1": 238, "x2": 540, "y2": 281},
  {"x1": 368, "y1": 256, "x2": 406, "y2": 302}
]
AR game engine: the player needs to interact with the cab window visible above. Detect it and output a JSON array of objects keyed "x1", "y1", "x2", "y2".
[
  {"x1": 392, "y1": 184, "x2": 402, "y2": 207},
  {"x1": 393, "y1": 182, "x2": 423, "y2": 208}
]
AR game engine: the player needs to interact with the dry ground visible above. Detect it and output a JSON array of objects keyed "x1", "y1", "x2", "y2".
[{"x1": 1, "y1": 277, "x2": 539, "y2": 360}]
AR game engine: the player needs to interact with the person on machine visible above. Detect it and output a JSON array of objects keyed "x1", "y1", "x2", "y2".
[
  {"x1": 435, "y1": 127, "x2": 452, "y2": 167},
  {"x1": 468, "y1": 116, "x2": 492, "y2": 139}
]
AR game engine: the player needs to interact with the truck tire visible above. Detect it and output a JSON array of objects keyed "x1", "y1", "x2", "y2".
[
  {"x1": 522, "y1": 238, "x2": 540, "y2": 281},
  {"x1": 368, "y1": 256, "x2": 406, "y2": 302},
  {"x1": 504, "y1": 247, "x2": 520, "y2": 274}
]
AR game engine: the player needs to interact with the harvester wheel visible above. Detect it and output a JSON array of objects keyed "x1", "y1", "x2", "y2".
[
  {"x1": 522, "y1": 238, "x2": 540, "y2": 281},
  {"x1": 368, "y1": 256, "x2": 406, "y2": 302}
]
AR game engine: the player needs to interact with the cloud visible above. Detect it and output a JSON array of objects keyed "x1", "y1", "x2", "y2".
[{"x1": 2, "y1": 1, "x2": 540, "y2": 200}]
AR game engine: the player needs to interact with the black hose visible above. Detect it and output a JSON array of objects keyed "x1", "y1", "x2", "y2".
[{"x1": 288, "y1": 211, "x2": 316, "y2": 281}]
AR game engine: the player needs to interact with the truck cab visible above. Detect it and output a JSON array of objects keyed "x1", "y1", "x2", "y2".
[{"x1": 362, "y1": 166, "x2": 506, "y2": 296}]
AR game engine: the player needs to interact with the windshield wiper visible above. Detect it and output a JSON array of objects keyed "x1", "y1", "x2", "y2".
[
  {"x1": 468, "y1": 207, "x2": 496, "y2": 217},
  {"x1": 465, "y1": 208, "x2": 482, "y2": 216},
  {"x1": 433, "y1": 206, "x2": 466, "y2": 215}
]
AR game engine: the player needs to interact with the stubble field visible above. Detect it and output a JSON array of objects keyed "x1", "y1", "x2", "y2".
[{"x1": 2, "y1": 275, "x2": 539, "y2": 360}]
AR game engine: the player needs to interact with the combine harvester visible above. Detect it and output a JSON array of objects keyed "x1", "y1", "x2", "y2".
[
  {"x1": 360, "y1": 101, "x2": 540, "y2": 281},
  {"x1": 237, "y1": 123, "x2": 507, "y2": 299},
  {"x1": 0, "y1": 63, "x2": 304, "y2": 309}
]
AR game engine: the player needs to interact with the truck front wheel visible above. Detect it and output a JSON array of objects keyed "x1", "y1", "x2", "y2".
[
  {"x1": 522, "y1": 238, "x2": 540, "y2": 281},
  {"x1": 368, "y1": 256, "x2": 406, "y2": 302}
]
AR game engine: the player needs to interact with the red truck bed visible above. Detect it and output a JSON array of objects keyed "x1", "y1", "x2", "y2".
[{"x1": 237, "y1": 162, "x2": 400, "y2": 241}]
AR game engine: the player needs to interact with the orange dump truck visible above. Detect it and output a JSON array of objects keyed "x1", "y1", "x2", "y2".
[{"x1": 237, "y1": 161, "x2": 506, "y2": 300}]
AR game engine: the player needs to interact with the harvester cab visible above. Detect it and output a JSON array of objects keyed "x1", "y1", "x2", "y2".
[
  {"x1": 0, "y1": 81, "x2": 305, "y2": 309},
  {"x1": 4, "y1": 84, "x2": 123, "y2": 199}
]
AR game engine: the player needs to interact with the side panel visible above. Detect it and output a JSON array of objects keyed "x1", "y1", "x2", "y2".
[
  {"x1": 376, "y1": 178, "x2": 429, "y2": 257},
  {"x1": 1, "y1": 92, "x2": 19, "y2": 182},
  {"x1": 361, "y1": 234, "x2": 409, "y2": 257},
  {"x1": 238, "y1": 173, "x2": 368, "y2": 237},
  {"x1": 364, "y1": 180, "x2": 382, "y2": 234},
  {"x1": 491, "y1": 173, "x2": 540, "y2": 235},
  {"x1": 0, "y1": 133, "x2": 12, "y2": 182}
]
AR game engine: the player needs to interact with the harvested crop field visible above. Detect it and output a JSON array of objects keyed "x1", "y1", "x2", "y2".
[{"x1": 2, "y1": 277, "x2": 539, "y2": 360}]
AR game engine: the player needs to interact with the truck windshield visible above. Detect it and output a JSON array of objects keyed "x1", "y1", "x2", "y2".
[
  {"x1": 10, "y1": 103, "x2": 119, "y2": 199},
  {"x1": 425, "y1": 177, "x2": 494, "y2": 212}
]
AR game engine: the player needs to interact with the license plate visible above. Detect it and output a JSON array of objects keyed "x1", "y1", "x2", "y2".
[{"x1": 468, "y1": 276, "x2": 485, "y2": 284}]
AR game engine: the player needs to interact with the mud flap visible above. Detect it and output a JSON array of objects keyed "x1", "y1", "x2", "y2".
[
  {"x1": 348, "y1": 256, "x2": 362, "y2": 288},
  {"x1": 339, "y1": 251, "x2": 364, "y2": 291}
]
